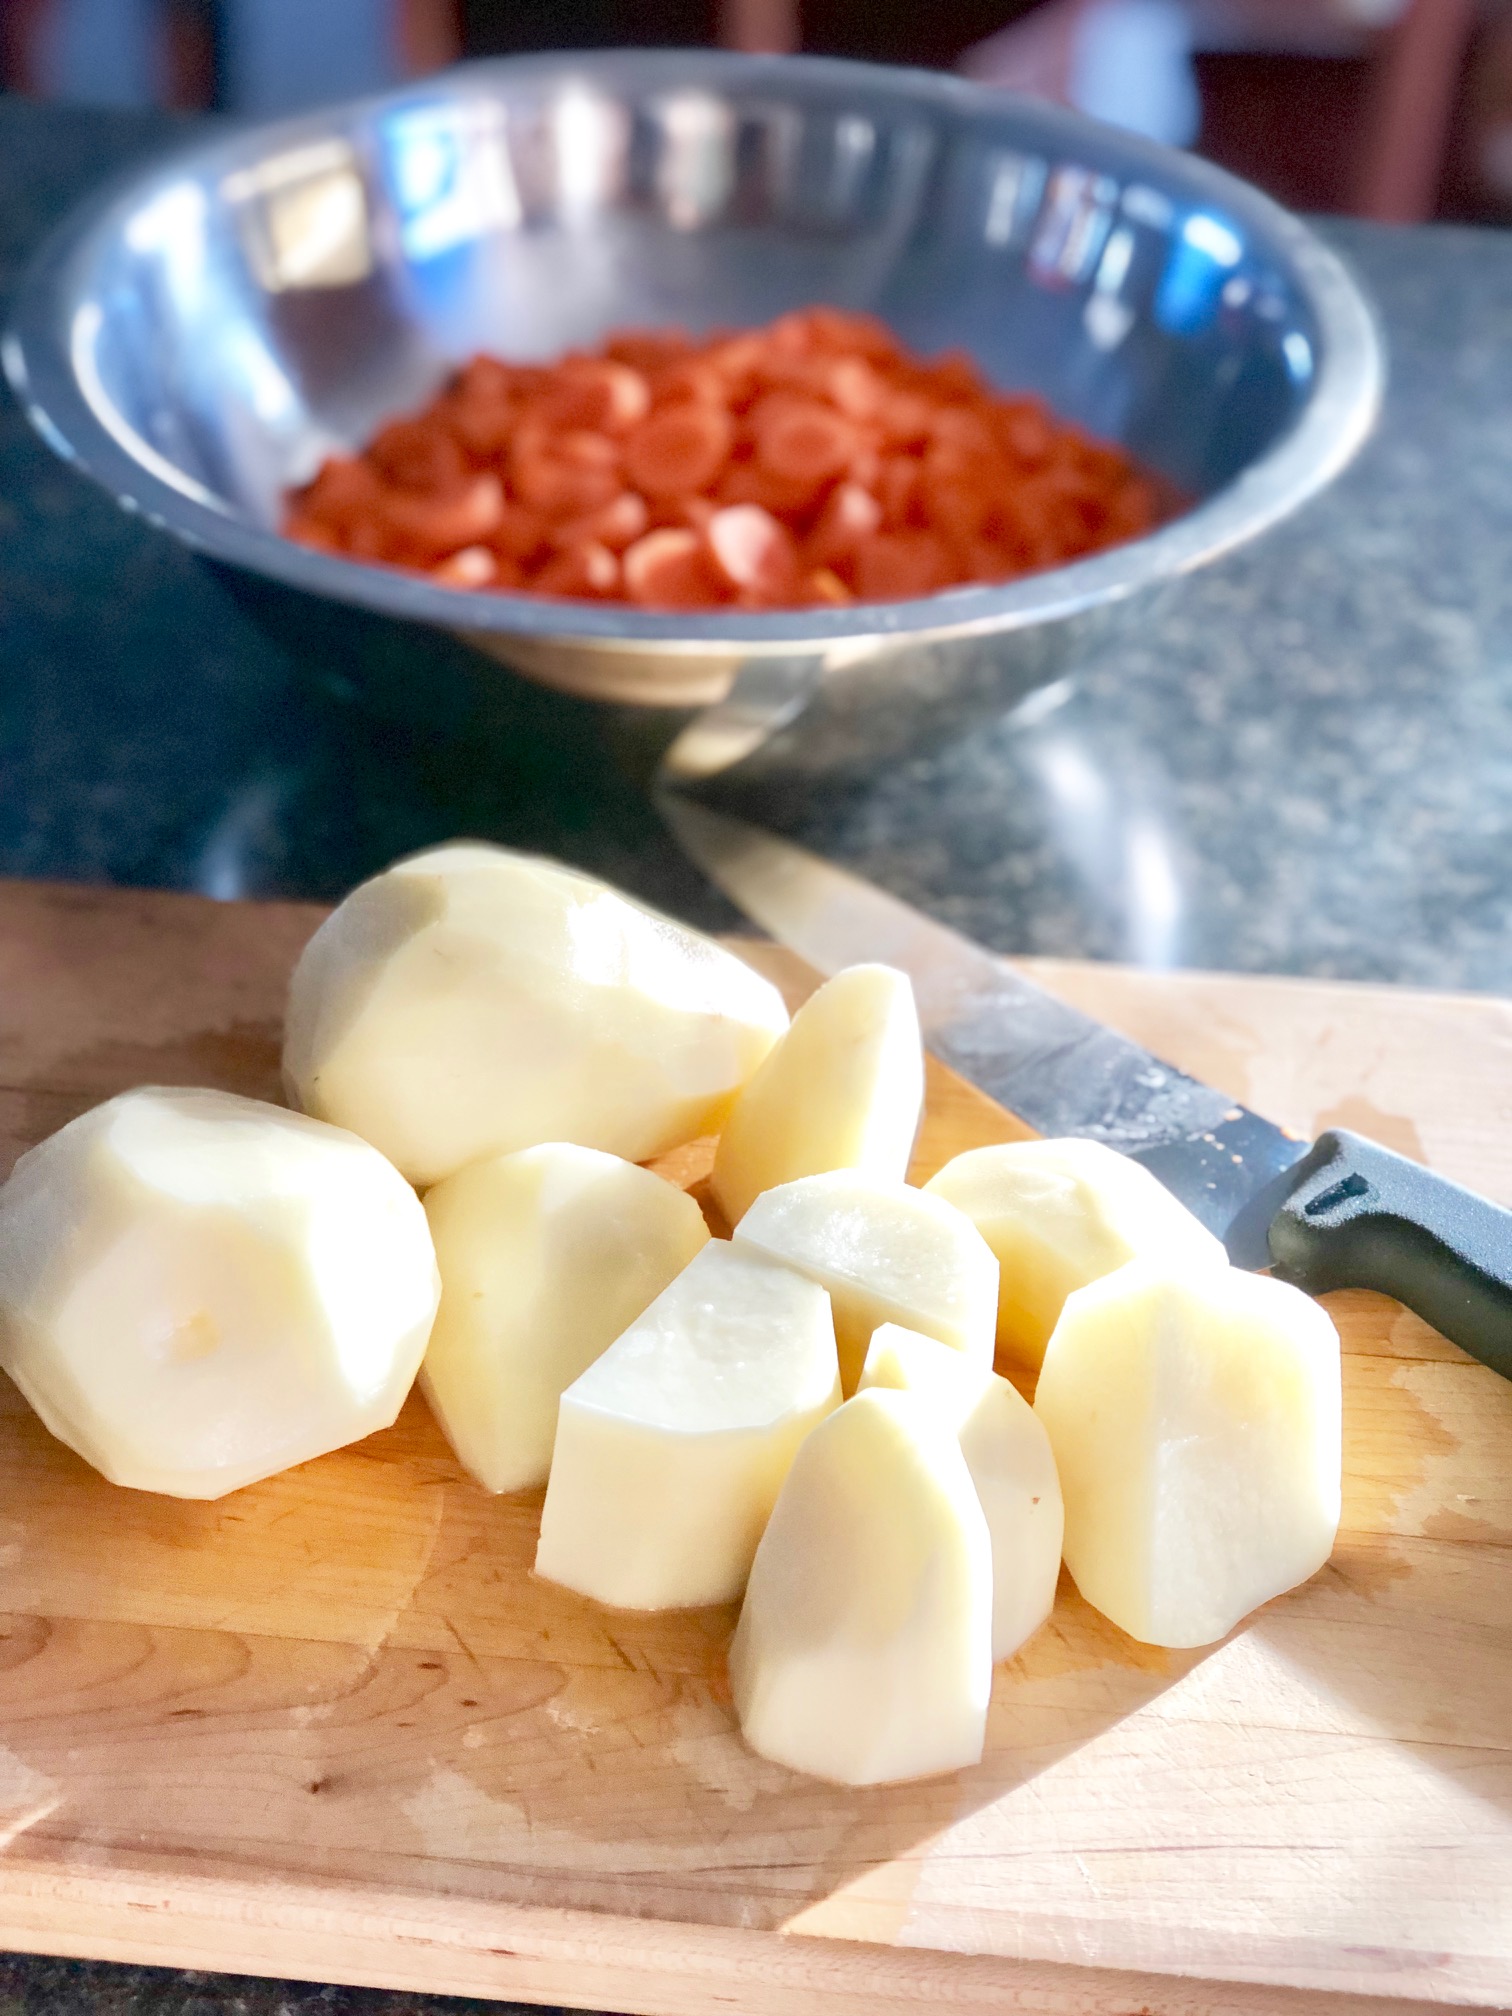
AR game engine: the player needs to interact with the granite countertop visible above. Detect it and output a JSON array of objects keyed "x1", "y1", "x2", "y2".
[{"x1": 0, "y1": 81, "x2": 1510, "y2": 2016}]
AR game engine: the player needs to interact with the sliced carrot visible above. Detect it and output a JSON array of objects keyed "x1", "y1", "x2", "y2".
[
  {"x1": 490, "y1": 501, "x2": 552, "y2": 565},
  {"x1": 622, "y1": 405, "x2": 733, "y2": 499},
  {"x1": 852, "y1": 529, "x2": 955, "y2": 603},
  {"x1": 995, "y1": 401, "x2": 1056, "y2": 468},
  {"x1": 432, "y1": 545, "x2": 499, "y2": 588},
  {"x1": 532, "y1": 541, "x2": 620, "y2": 598},
  {"x1": 373, "y1": 474, "x2": 506, "y2": 559},
  {"x1": 876, "y1": 455, "x2": 922, "y2": 529},
  {"x1": 554, "y1": 491, "x2": 650, "y2": 553},
  {"x1": 807, "y1": 480, "x2": 882, "y2": 567},
  {"x1": 706, "y1": 505, "x2": 800, "y2": 600},
  {"x1": 877, "y1": 390, "x2": 936, "y2": 451},
  {"x1": 544, "y1": 359, "x2": 651, "y2": 434},
  {"x1": 510, "y1": 430, "x2": 621, "y2": 518},
  {"x1": 369, "y1": 417, "x2": 468, "y2": 493},
  {"x1": 751, "y1": 396, "x2": 857, "y2": 490},
  {"x1": 802, "y1": 566, "x2": 852, "y2": 606},
  {"x1": 284, "y1": 309, "x2": 1165, "y2": 607},
  {"x1": 651, "y1": 357, "x2": 730, "y2": 408},
  {"x1": 297, "y1": 454, "x2": 384, "y2": 530},
  {"x1": 821, "y1": 355, "x2": 885, "y2": 421},
  {"x1": 283, "y1": 514, "x2": 340, "y2": 554},
  {"x1": 605, "y1": 327, "x2": 693, "y2": 374},
  {"x1": 622, "y1": 528, "x2": 728, "y2": 609}
]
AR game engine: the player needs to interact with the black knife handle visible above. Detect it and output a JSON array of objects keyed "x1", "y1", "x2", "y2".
[{"x1": 1268, "y1": 1129, "x2": 1512, "y2": 1381}]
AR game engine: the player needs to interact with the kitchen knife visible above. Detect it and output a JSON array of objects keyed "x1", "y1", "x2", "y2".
[{"x1": 663, "y1": 798, "x2": 1512, "y2": 1384}]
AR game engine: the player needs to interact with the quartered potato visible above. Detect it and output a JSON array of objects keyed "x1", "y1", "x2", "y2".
[
  {"x1": 732, "y1": 1170, "x2": 998, "y2": 1393},
  {"x1": 710, "y1": 963, "x2": 924, "y2": 1228},
  {"x1": 0, "y1": 1088, "x2": 439, "y2": 1499},
  {"x1": 730, "y1": 1387, "x2": 993, "y2": 1785},
  {"x1": 1034, "y1": 1260, "x2": 1342, "y2": 1647},
  {"x1": 421, "y1": 1143, "x2": 710, "y2": 1494},
  {"x1": 535, "y1": 1240, "x2": 841, "y2": 1610},
  {"x1": 925, "y1": 1137, "x2": 1227, "y2": 1368},
  {"x1": 858, "y1": 1323, "x2": 1063, "y2": 1662},
  {"x1": 283, "y1": 843, "x2": 790, "y2": 1187}
]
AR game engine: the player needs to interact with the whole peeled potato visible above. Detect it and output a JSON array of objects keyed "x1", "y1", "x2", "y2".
[
  {"x1": 0, "y1": 1087, "x2": 439, "y2": 1499},
  {"x1": 283, "y1": 844, "x2": 790, "y2": 1187}
]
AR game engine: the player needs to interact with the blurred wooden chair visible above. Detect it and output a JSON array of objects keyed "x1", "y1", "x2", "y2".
[{"x1": 718, "y1": 0, "x2": 1481, "y2": 222}]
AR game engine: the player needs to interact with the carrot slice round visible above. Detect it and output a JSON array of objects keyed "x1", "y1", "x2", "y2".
[
  {"x1": 432, "y1": 545, "x2": 499, "y2": 588},
  {"x1": 622, "y1": 405, "x2": 733, "y2": 499},
  {"x1": 373, "y1": 474, "x2": 506, "y2": 559},
  {"x1": 622, "y1": 528, "x2": 728, "y2": 609},
  {"x1": 752, "y1": 397, "x2": 857, "y2": 489},
  {"x1": 706, "y1": 505, "x2": 800, "y2": 600},
  {"x1": 532, "y1": 541, "x2": 620, "y2": 598},
  {"x1": 851, "y1": 529, "x2": 955, "y2": 603}
]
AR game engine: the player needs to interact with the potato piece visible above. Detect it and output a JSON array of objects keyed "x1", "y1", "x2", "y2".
[
  {"x1": 859, "y1": 1324, "x2": 1062, "y2": 1661},
  {"x1": 535, "y1": 1241, "x2": 840, "y2": 1610},
  {"x1": 283, "y1": 843, "x2": 789, "y2": 1186},
  {"x1": 925, "y1": 1138, "x2": 1227, "y2": 1369},
  {"x1": 1033, "y1": 1261, "x2": 1341, "y2": 1647},
  {"x1": 421, "y1": 1144, "x2": 710, "y2": 1493},
  {"x1": 0, "y1": 1088, "x2": 438, "y2": 1499},
  {"x1": 731, "y1": 1172, "x2": 997, "y2": 1393},
  {"x1": 710, "y1": 964, "x2": 923, "y2": 1227},
  {"x1": 729, "y1": 1388, "x2": 992, "y2": 1785}
]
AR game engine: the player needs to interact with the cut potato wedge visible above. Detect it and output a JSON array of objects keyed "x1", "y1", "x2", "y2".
[
  {"x1": 0, "y1": 1088, "x2": 439, "y2": 1498},
  {"x1": 1033, "y1": 1260, "x2": 1342, "y2": 1647},
  {"x1": 925, "y1": 1138, "x2": 1227, "y2": 1369},
  {"x1": 710, "y1": 964, "x2": 923, "y2": 1228},
  {"x1": 535, "y1": 1241, "x2": 840, "y2": 1610},
  {"x1": 283, "y1": 843, "x2": 789, "y2": 1186},
  {"x1": 859, "y1": 1324, "x2": 1063, "y2": 1661},
  {"x1": 421, "y1": 1144, "x2": 710, "y2": 1493},
  {"x1": 730, "y1": 1387, "x2": 992, "y2": 1785},
  {"x1": 732, "y1": 1171, "x2": 997, "y2": 1393}
]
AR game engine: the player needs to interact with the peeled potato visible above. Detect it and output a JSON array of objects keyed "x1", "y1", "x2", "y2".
[
  {"x1": 925, "y1": 1138, "x2": 1227, "y2": 1368},
  {"x1": 283, "y1": 843, "x2": 790, "y2": 1187},
  {"x1": 0, "y1": 1088, "x2": 439, "y2": 1499},
  {"x1": 710, "y1": 964, "x2": 923, "y2": 1228},
  {"x1": 535, "y1": 1240, "x2": 840, "y2": 1610},
  {"x1": 732, "y1": 1171, "x2": 998, "y2": 1393},
  {"x1": 858, "y1": 1324, "x2": 1063, "y2": 1661},
  {"x1": 729, "y1": 1387, "x2": 992, "y2": 1785},
  {"x1": 1033, "y1": 1261, "x2": 1342, "y2": 1647},
  {"x1": 421, "y1": 1144, "x2": 710, "y2": 1494}
]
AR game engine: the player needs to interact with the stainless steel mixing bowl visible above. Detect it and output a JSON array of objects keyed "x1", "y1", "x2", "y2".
[{"x1": 4, "y1": 49, "x2": 1382, "y2": 780}]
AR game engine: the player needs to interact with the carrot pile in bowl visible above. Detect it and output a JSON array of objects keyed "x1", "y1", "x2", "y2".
[{"x1": 284, "y1": 307, "x2": 1164, "y2": 611}]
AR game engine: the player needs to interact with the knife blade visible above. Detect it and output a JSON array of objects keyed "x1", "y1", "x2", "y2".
[{"x1": 663, "y1": 797, "x2": 1512, "y2": 1384}]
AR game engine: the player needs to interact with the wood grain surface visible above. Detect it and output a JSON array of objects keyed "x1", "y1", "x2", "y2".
[{"x1": 0, "y1": 878, "x2": 1507, "y2": 2016}]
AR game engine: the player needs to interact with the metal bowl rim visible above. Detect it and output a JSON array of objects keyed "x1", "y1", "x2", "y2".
[{"x1": 2, "y1": 46, "x2": 1385, "y2": 655}]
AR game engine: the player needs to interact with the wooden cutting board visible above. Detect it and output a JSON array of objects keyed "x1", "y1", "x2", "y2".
[{"x1": 0, "y1": 878, "x2": 1508, "y2": 2016}]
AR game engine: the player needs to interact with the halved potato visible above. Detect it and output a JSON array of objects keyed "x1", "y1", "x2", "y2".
[
  {"x1": 1033, "y1": 1260, "x2": 1342, "y2": 1647},
  {"x1": 858, "y1": 1323, "x2": 1063, "y2": 1661},
  {"x1": 284, "y1": 843, "x2": 789, "y2": 1186},
  {"x1": 925, "y1": 1138, "x2": 1227, "y2": 1368},
  {"x1": 0, "y1": 1088, "x2": 439, "y2": 1498},
  {"x1": 421, "y1": 1144, "x2": 709, "y2": 1493},
  {"x1": 535, "y1": 1240, "x2": 840, "y2": 1610}
]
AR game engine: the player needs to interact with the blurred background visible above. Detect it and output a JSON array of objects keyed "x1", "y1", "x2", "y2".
[{"x1": 2, "y1": 0, "x2": 1511, "y2": 225}]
